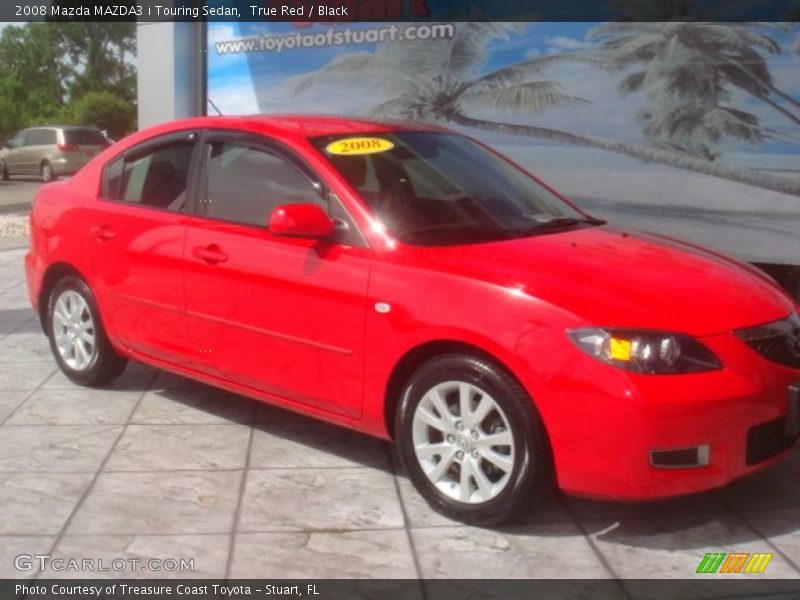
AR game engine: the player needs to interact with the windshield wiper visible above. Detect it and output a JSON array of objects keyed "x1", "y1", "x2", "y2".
[{"x1": 522, "y1": 216, "x2": 605, "y2": 235}]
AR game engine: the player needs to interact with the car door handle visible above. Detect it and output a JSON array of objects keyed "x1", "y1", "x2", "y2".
[
  {"x1": 90, "y1": 225, "x2": 115, "y2": 241},
  {"x1": 192, "y1": 245, "x2": 228, "y2": 264}
]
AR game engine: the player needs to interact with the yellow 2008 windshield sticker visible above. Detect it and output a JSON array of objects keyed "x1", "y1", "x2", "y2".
[{"x1": 326, "y1": 137, "x2": 394, "y2": 156}]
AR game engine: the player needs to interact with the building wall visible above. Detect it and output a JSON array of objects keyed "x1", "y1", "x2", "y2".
[
  {"x1": 206, "y1": 22, "x2": 800, "y2": 268},
  {"x1": 136, "y1": 22, "x2": 204, "y2": 129}
]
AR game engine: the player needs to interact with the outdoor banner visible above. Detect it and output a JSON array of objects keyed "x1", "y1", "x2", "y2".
[{"x1": 206, "y1": 21, "x2": 800, "y2": 267}]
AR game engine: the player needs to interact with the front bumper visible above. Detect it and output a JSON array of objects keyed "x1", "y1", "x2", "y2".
[{"x1": 532, "y1": 330, "x2": 800, "y2": 500}]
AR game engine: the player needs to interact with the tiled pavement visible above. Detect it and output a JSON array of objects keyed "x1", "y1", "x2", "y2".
[{"x1": 0, "y1": 246, "x2": 798, "y2": 597}]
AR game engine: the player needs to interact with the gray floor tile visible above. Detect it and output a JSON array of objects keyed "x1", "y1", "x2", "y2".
[
  {"x1": 0, "y1": 425, "x2": 121, "y2": 472},
  {"x1": 718, "y1": 450, "x2": 800, "y2": 510},
  {"x1": 105, "y1": 424, "x2": 250, "y2": 471},
  {"x1": 0, "y1": 311, "x2": 36, "y2": 337},
  {"x1": 0, "y1": 391, "x2": 29, "y2": 423},
  {"x1": 0, "y1": 286, "x2": 31, "y2": 307},
  {"x1": 411, "y1": 521, "x2": 611, "y2": 578},
  {"x1": 255, "y1": 402, "x2": 317, "y2": 428},
  {"x1": 41, "y1": 361, "x2": 155, "y2": 391},
  {"x1": 6, "y1": 388, "x2": 141, "y2": 425},
  {"x1": 0, "y1": 361, "x2": 56, "y2": 390},
  {"x1": 0, "y1": 332, "x2": 51, "y2": 362},
  {"x1": 43, "y1": 534, "x2": 230, "y2": 579},
  {"x1": 231, "y1": 530, "x2": 417, "y2": 578},
  {"x1": 0, "y1": 472, "x2": 94, "y2": 534},
  {"x1": 567, "y1": 490, "x2": 724, "y2": 522},
  {"x1": 4, "y1": 318, "x2": 42, "y2": 337},
  {"x1": 395, "y1": 472, "x2": 572, "y2": 528},
  {"x1": 151, "y1": 370, "x2": 211, "y2": 389},
  {"x1": 0, "y1": 535, "x2": 57, "y2": 578},
  {"x1": 132, "y1": 387, "x2": 254, "y2": 426},
  {"x1": 239, "y1": 468, "x2": 404, "y2": 532},
  {"x1": 0, "y1": 251, "x2": 26, "y2": 267},
  {"x1": 249, "y1": 422, "x2": 390, "y2": 470},
  {"x1": 740, "y1": 508, "x2": 800, "y2": 574},
  {"x1": 67, "y1": 471, "x2": 242, "y2": 535},
  {"x1": 586, "y1": 514, "x2": 799, "y2": 599}
]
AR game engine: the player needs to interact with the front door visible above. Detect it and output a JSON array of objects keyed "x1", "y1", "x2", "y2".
[
  {"x1": 5, "y1": 130, "x2": 29, "y2": 174},
  {"x1": 184, "y1": 132, "x2": 370, "y2": 418}
]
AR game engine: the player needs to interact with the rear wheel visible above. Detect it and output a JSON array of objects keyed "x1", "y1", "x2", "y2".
[
  {"x1": 396, "y1": 353, "x2": 550, "y2": 526},
  {"x1": 47, "y1": 277, "x2": 127, "y2": 386},
  {"x1": 41, "y1": 161, "x2": 55, "y2": 183}
]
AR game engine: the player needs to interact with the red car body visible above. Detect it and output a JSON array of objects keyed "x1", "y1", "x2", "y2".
[{"x1": 25, "y1": 116, "x2": 800, "y2": 501}]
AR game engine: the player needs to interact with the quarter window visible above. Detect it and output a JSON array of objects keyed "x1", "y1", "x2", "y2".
[
  {"x1": 112, "y1": 141, "x2": 194, "y2": 211},
  {"x1": 64, "y1": 128, "x2": 107, "y2": 146},
  {"x1": 203, "y1": 141, "x2": 322, "y2": 227}
]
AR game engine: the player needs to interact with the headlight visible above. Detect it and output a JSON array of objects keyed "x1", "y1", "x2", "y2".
[{"x1": 567, "y1": 328, "x2": 722, "y2": 374}]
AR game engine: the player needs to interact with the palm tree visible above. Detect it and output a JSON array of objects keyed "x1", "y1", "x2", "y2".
[
  {"x1": 288, "y1": 23, "x2": 799, "y2": 195},
  {"x1": 587, "y1": 20, "x2": 800, "y2": 162}
]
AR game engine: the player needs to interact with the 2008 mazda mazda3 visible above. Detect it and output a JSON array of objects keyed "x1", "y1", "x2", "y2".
[{"x1": 25, "y1": 116, "x2": 800, "y2": 524}]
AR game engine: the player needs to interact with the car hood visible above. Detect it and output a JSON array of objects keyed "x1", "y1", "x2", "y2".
[{"x1": 420, "y1": 225, "x2": 795, "y2": 336}]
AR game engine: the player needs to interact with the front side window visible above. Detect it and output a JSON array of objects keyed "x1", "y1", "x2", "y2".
[
  {"x1": 202, "y1": 140, "x2": 322, "y2": 227},
  {"x1": 9, "y1": 131, "x2": 28, "y2": 148},
  {"x1": 111, "y1": 141, "x2": 194, "y2": 211},
  {"x1": 312, "y1": 132, "x2": 594, "y2": 246}
]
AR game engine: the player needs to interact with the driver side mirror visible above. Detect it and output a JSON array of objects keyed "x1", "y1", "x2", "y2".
[
  {"x1": 268, "y1": 203, "x2": 334, "y2": 239},
  {"x1": 2, "y1": 141, "x2": 12, "y2": 150}
]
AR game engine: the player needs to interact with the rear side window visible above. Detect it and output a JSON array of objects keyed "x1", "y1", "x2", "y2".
[
  {"x1": 65, "y1": 128, "x2": 107, "y2": 146},
  {"x1": 26, "y1": 129, "x2": 57, "y2": 146},
  {"x1": 106, "y1": 141, "x2": 194, "y2": 211},
  {"x1": 202, "y1": 140, "x2": 322, "y2": 227}
]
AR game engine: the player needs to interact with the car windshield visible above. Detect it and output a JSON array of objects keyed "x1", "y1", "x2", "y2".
[
  {"x1": 65, "y1": 128, "x2": 107, "y2": 146},
  {"x1": 311, "y1": 131, "x2": 599, "y2": 246}
]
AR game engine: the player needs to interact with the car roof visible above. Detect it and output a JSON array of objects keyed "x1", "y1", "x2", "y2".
[
  {"x1": 25, "y1": 125, "x2": 102, "y2": 131},
  {"x1": 166, "y1": 114, "x2": 447, "y2": 138}
]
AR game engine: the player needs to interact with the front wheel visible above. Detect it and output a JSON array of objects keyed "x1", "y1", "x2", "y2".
[
  {"x1": 0, "y1": 160, "x2": 9, "y2": 181},
  {"x1": 396, "y1": 354, "x2": 550, "y2": 526},
  {"x1": 48, "y1": 276, "x2": 128, "y2": 386}
]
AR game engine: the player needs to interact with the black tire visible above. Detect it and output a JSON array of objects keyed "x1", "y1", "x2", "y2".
[
  {"x1": 396, "y1": 353, "x2": 550, "y2": 526},
  {"x1": 41, "y1": 161, "x2": 55, "y2": 183},
  {"x1": 47, "y1": 276, "x2": 128, "y2": 386},
  {"x1": 0, "y1": 160, "x2": 8, "y2": 181}
]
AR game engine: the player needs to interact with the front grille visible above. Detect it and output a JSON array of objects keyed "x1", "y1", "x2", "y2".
[
  {"x1": 746, "y1": 417, "x2": 799, "y2": 466},
  {"x1": 735, "y1": 314, "x2": 800, "y2": 369}
]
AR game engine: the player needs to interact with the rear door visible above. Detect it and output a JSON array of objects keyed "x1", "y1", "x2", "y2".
[
  {"x1": 183, "y1": 130, "x2": 371, "y2": 418},
  {"x1": 86, "y1": 130, "x2": 200, "y2": 364}
]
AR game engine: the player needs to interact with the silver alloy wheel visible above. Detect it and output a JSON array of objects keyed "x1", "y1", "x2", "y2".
[
  {"x1": 412, "y1": 380, "x2": 515, "y2": 503},
  {"x1": 42, "y1": 163, "x2": 52, "y2": 182},
  {"x1": 52, "y1": 290, "x2": 96, "y2": 371}
]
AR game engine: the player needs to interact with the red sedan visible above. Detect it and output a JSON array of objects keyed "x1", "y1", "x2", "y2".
[{"x1": 25, "y1": 116, "x2": 800, "y2": 525}]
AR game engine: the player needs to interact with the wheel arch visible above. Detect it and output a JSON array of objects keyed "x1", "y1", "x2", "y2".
[
  {"x1": 383, "y1": 339, "x2": 540, "y2": 441},
  {"x1": 37, "y1": 262, "x2": 87, "y2": 332}
]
